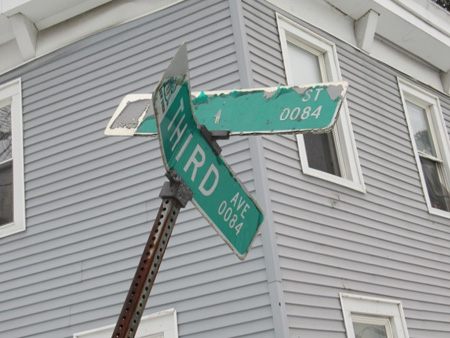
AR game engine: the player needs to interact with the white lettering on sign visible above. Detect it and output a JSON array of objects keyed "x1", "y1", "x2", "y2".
[
  {"x1": 183, "y1": 144, "x2": 205, "y2": 182},
  {"x1": 199, "y1": 164, "x2": 219, "y2": 196},
  {"x1": 217, "y1": 192, "x2": 251, "y2": 236},
  {"x1": 164, "y1": 96, "x2": 220, "y2": 197},
  {"x1": 167, "y1": 98, "x2": 186, "y2": 151},
  {"x1": 182, "y1": 144, "x2": 220, "y2": 197},
  {"x1": 302, "y1": 87, "x2": 323, "y2": 102},
  {"x1": 279, "y1": 87, "x2": 325, "y2": 122},
  {"x1": 280, "y1": 106, "x2": 322, "y2": 121},
  {"x1": 230, "y1": 192, "x2": 250, "y2": 219}
]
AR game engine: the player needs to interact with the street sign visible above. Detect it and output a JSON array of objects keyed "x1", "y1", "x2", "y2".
[
  {"x1": 104, "y1": 94, "x2": 152, "y2": 136},
  {"x1": 153, "y1": 43, "x2": 264, "y2": 260},
  {"x1": 104, "y1": 82, "x2": 347, "y2": 136},
  {"x1": 192, "y1": 82, "x2": 347, "y2": 135}
]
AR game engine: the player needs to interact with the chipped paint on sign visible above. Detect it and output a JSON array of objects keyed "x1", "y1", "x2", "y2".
[
  {"x1": 192, "y1": 82, "x2": 348, "y2": 135},
  {"x1": 106, "y1": 82, "x2": 348, "y2": 136}
]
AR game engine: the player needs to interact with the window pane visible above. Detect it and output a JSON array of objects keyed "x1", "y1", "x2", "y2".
[
  {"x1": 0, "y1": 105, "x2": 12, "y2": 163},
  {"x1": 287, "y1": 42, "x2": 342, "y2": 177},
  {"x1": 0, "y1": 160, "x2": 13, "y2": 226},
  {"x1": 287, "y1": 42, "x2": 322, "y2": 85},
  {"x1": 420, "y1": 157, "x2": 450, "y2": 211},
  {"x1": 353, "y1": 323, "x2": 388, "y2": 338},
  {"x1": 406, "y1": 101, "x2": 436, "y2": 156},
  {"x1": 304, "y1": 132, "x2": 341, "y2": 176}
]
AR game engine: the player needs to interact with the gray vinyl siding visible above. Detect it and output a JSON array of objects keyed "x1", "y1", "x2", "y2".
[
  {"x1": 243, "y1": 0, "x2": 450, "y2": 337},
  {"x1": 0, "y1": 1, "x2": 274, "y2": 337}
]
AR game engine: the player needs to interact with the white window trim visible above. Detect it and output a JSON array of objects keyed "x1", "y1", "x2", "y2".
[
  {"x1": 340, "y1": 293, "x2": 409, "y2": 338},
  {"x1": 73, "y1": 308, "x2": 178, "y2": 338},
  {"x1": 398, "y1": 78, "x2": 450, "y2": 219},
  {"x1": 277, "y1": 14, "x2": 365, "y2": 192},
  {"x1": 0, "y1": 78, "x2": 25, "y2": 238}
]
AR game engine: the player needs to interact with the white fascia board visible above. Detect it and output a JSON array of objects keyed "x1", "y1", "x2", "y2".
[
  {"x1": 1, "y1": 0, "x2": 32, "y2": 14},
  {"x1": 391, "y1": 0, "x2": 450, "y2": 37},
  {"x1": 325, "y1": 0, "x2": 450, "y2": 71},
  {"x1": 2, "y1": 0, "x2": 112, "y2": 28},
  {"x1": 268, "y1": 0, "x2": 357, "y2": 46},
  {"x1": 0, "y1": 0, "x2": 183, "y2": 76}
]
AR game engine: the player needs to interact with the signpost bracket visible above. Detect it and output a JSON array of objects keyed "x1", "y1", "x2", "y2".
[
  {"x1": 200, "y1": 125, "x2": 230, "y2": 155},
  {"x1": 160, "y1": 169, "x2": 193, "y2": 208}
]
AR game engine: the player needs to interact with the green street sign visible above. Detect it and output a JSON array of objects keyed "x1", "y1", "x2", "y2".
[
  {"x1": 153, "y1": 43, "x2": 264, "y2": 260},
  {"x1": 105, "y1": 82, "x2": 347, "y2": 137},
  {"x1": 192, "y1": 82, "x2": 347, "y2": 135}
]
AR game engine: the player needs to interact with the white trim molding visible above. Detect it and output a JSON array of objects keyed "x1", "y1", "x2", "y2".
[
  {"x1": 340, "y1": 293, "x2": 410, "y2": 338},
  {"x1": 73, "y1": 308, "x2": 178, "y2": 338},
  {"x1": 0, "y1": 78, "x2": 25, "y2": 238}
]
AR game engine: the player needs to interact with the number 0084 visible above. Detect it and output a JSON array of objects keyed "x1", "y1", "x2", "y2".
[{"x1": 279, "y1": 105, "x2": 322, "y2": 121}]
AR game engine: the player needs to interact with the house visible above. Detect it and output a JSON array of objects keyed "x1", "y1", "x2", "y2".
[{"x1": 1, "y1": 0, "x2": 449, "y2": 337}]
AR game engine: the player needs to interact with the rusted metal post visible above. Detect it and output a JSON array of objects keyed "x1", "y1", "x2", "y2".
[{"x1": 111, "y1": 170, "x2": 192, "y2": 338}]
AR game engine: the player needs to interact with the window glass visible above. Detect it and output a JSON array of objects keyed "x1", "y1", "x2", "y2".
[
  {"x1": 287, "y1": 42, "x2": 322, "y2": 85},
  {"x1": 420, "y1": 157, "x2": 450, "y2": 211},
  {"x1": 353, "y1": 322, "x2": 388, "y2": 338},
  {"x1": 304, "y1": 133, "x2": 341, "y2": 175},
  {"x1": 0, "y1": 104, "x2": 13, "y2": 226},
  {"x1": 406, "y1": 101, "x2": 436, "y2": 156},
  {"x1": 0, "y1": 104, "x2": 11, "y2": 162},
  {"x1": 0, "y1": 161, "x2": 13, "y2": 225}
]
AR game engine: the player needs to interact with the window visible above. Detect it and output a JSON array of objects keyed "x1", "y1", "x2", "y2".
[
  {"x1": 277, "y1": 15, "x2": 365, "y2": 191},
  {"x1": 399, "y1": 79, "x2": 450, "y2": 217},
  {"x1": 0, "y1": 78, "x2": 25, "y2": 238},
  {"x1": 340, "y1": 293, "x2": 409, "y2": 338},
  {"x1": 74, "y1": 309, "x2": 178, "y2": 338}
]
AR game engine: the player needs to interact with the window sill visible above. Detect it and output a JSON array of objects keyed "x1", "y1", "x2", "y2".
[
  {"x1": 302, "y1": 166, "x2": 366, "y2": 193},
  {"x1": 0, "y1": 221, "x2": 26, "y2": 238},
  {"x1": 428, "y1": 206, "x2": 450, "y2": 219}
]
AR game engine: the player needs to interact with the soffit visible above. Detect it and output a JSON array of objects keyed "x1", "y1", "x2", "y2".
[
  {"x1": 326, "y1": 0, "x2": 450, "y2": 71},
  {"x1": 0, "y1": 0, "x2": 111, "y2": 44}
]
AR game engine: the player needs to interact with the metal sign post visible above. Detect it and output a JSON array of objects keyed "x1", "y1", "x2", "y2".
[{"x1": 111, "y1": 170, "x2": 192, "y2": 338}]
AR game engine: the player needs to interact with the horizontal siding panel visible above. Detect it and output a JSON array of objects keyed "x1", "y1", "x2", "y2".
[
  {"x1": 348, "y1": 98, "x2": 410, "y2": 143},
  {"x1": 270, "y1": 179, "x2": 450, "y2": 241},
  {"x1": 280, "y1": 242, "x2": 450, "y2": 292},
  {"x1": 283, "y1": 268, "x2": 449, "y2": 307},
  {"x1": 339, "y1": 56, "x2": 402, "y2": 102},
  {"x1": 243, "y1": 0, "x2": 285, "y2": 88},
  {"x1": 267, "y1": 163, "x2": 431, "y2": 221},
  {"x1": 274, "y1": 212, "x2": 450, "y2": 275},
  {"x1": 287, "y1": 315, "x2": 345, "y2": 336}
]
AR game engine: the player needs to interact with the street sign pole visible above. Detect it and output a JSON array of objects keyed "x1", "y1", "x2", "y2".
[{"x1": 111, "y1": 171, "x2": 192, "y2": 338}]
